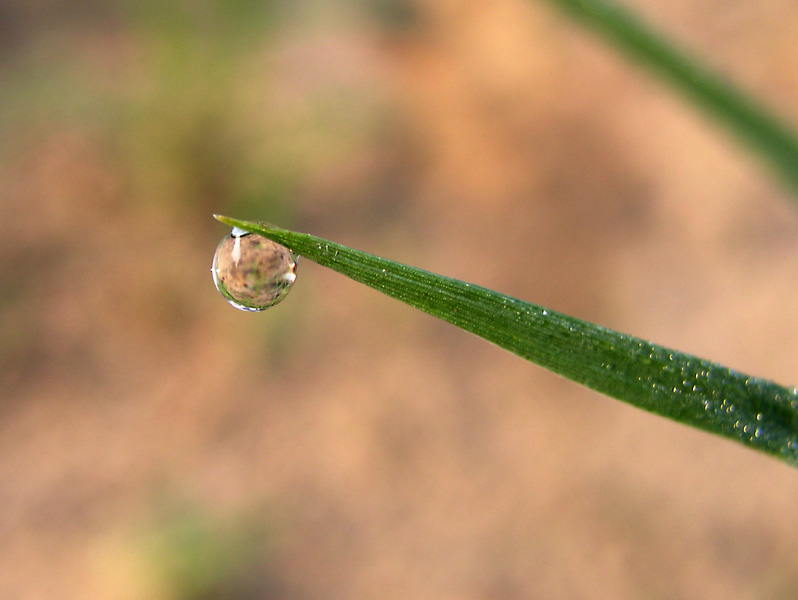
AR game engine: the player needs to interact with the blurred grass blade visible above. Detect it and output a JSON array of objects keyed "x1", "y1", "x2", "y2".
[
  {"x1": 215, "y1": 215, "x2": 798, "y2": 466},
  {"x1": 541, "y1": 0, "x2": 798, "y2": 196}
]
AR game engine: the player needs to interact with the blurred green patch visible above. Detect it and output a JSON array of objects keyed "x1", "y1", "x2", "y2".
[
  {"x1": 146, "y1": 505, "x2": 283, "y2": 600},
  {"x1": 364, "y1": 0, "x2": 421, "y2": 33},
  {"x1": 117, "y1": 0, "x2": 295, "y2": 221}
]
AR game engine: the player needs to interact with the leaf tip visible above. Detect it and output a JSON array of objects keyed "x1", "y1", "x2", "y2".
[{"x1": 213, "y1": 214, "x2": 235, "y2": 226}]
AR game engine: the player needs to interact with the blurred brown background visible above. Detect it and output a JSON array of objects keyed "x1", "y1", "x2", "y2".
[{"x1": 2, "y1": 1, "x2": 798, "y2": 598}]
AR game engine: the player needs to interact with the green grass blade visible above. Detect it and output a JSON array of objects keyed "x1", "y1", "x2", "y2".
[
  {"x1": 215, "y1": 215, "x2": 798, "y2": 466},
  {"x1": 541, "y1": 0, "x2": 798, "y2": 196}
]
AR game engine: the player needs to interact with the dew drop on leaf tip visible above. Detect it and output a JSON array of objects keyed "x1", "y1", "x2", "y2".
[{"x1": 212, "y1": 227, "x2": 297, "y2": 312}]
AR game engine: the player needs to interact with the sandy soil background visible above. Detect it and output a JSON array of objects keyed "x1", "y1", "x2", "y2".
[{"x1": 1, "y1": 1, "x2": 798, "y2": 598}]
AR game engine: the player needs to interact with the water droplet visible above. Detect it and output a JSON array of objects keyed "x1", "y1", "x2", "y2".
[{"x1": 212, "y1": 228, "x2": 297, "y2": 312}]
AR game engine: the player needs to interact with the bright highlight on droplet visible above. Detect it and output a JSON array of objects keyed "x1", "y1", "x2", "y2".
[{"x1": 212, "y1": 228, "x2": 297, "y2": 312}]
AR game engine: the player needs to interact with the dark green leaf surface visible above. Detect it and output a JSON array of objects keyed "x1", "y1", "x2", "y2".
[
  {"x1": 542, "y1": 0, "x2": 798, "y2": 196},
  {"x1": 215, "y1": 216, "x2": 798, "y2": 466}
]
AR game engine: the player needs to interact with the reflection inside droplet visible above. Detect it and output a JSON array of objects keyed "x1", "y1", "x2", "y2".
[{"x1": 212, "y1": 228, "x2": 297, "y2": 311}]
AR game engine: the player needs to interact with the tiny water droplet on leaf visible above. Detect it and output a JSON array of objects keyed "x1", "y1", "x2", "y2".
[{"x1": 212, "y1": 228, "x2": 297, "y2": 312}]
